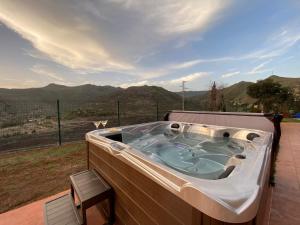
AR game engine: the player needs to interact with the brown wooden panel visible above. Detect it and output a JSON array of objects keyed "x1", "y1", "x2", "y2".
[
  {"x1": 90, "y1": 160, "x2": 154, "y2": 225},
  {"x1": 202, "y1": 214, "x2": 211, "y2": 225},
  {"x1": 90, "y1": 151, "x2": 181, "y2": 225},
  {"x1": 89, "y1": 156, "x2": 158, "y2": 225},
  {"x1": 89, "y1": 144, "x2": 195, "y2": 223},
  {"x1": 89, "y1": 143, "x2": 197, "y2": 225}
]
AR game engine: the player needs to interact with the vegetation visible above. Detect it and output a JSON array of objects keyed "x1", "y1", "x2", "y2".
[
  {"x1": 0, "y1": 142, "x2": 86, "y2": 213},
  {"x1": 247, "y1": 79, "x2": 295, "y2": 112},
  {"x1": 282, "y1": 118, "x2": 300, "y2": 123}
]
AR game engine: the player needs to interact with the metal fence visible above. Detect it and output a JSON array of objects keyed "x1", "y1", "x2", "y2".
[{"x1": 0, "y1": 99, "x2": 183, "y2": 152}]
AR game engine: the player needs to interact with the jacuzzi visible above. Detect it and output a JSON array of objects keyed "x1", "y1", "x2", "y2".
[{"x1": 86, "y1": 118, "x2": 274, "y2": 225}]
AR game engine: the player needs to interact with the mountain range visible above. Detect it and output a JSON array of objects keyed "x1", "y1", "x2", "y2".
[{"x1": 0, "y1": 75, "x2": 299, "y2": 112}]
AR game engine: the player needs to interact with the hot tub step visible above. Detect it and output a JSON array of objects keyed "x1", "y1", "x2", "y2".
[
  {"x1": 70, "y1": 170, "x2": 115, "y2": 225},
  {"x1": 44, "y1": 194, "x2": 83, "y2": 225}
]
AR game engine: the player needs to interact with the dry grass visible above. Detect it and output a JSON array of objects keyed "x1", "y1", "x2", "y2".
[{"x1": 0, "y1": 142, "x2": 86, "y2": 213}]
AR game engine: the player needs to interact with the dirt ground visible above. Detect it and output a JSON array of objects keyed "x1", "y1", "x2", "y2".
[{"x1": 0, "y1": 142, "x2": 86, "y2": 213}]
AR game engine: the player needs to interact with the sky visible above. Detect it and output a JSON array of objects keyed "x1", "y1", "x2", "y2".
[{"x1": 0, "y1": 0, "x2": 300, "y2": 91}]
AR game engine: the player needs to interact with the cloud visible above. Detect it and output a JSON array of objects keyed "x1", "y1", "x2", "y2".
[
  {"x1": 221, "y1": 71, "x2": 240, "y2": 78},
  {"x1": 120, "y1": 80, "x2": 148, "y2": 88},
  {"x1": 174, "y1": 36, "x2": 203, "y2": 49},
  {"x1": 167, "y1": 27, "x2": 300, "y2": 71},
  {"x1": 112, "y1": 0, "x2": 231, "y2": 35},
  {"x1": 0, "y1": 77, "x2": 44, "y2": 89},
  {"x1": 119, "y1": 72, "x2": 209, "y2": 90},
  {"x1": 169, "y1": 57, "x2": 234, "y2": 70},
  {"x1": 0, "y1": 0, "x2": 231, "y2": 76},
  {"x1": 31, "y1": 65, "x2": 64, "y2": 81},
  {"x1": 248, "y1": 60, "x2": 272, "y2": 74},
  {"x1": 169, "y1": 72, "x2": 209, "y2": 84},
  {"x1": 247, "y1": 28, "x2": 300, "y2": 60}
]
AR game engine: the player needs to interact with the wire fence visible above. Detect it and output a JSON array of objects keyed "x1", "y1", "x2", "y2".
[{"x1": 0, "y1": 99, "x2": 183, "y2": 152}]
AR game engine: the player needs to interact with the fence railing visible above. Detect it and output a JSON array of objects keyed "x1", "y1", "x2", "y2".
[{"x1": 0, "y1": 99, "x2": 182, "y2": 152}]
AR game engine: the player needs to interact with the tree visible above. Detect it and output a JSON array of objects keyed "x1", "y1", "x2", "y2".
[
  {"x1": 208, "y1": 82, "x2": 227, "y2": 112},
  {"x1": 209, "y1": 82, "x2": 217, "y2": 111},
  {"x1": 247, "y1": 79, "x2": 294, "y2": 113}
]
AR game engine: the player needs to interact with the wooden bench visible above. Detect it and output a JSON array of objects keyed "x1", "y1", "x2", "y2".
[{"x1": 44, "y1": 170, "x2": 114, "y2": 225}]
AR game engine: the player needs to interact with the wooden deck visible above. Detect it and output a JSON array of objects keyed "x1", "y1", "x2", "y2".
[
  {"x1": 267, "y1": 123, "x2": 300, "y2": 225},
  {"x1": 0, "y1": 191, "x2": 106, "y2": 225},
  {"x1": 0, "y1": 123, "x2": 299, "y2": 225}
]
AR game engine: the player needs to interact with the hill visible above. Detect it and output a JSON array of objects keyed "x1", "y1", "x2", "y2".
[
  {"x1": 0, "y1": 84, "x2": 121, "y2": 103},
  {"x1": 175, "y1": 91, "x2": 207, "y2": 97},
  {"x1": 266, "y1": 75, "x2": 300, "y2": 87},
  {"x1": 266, "y1": 75, "x2": 300, "y2": 98},
  {"x1": 0, "y1": 75, "x2": 299, "y2": 110},
  {"x1": 221, "y1": 75, "x2": 300, "y2": 103},
  {"x1": 189, "y1": 75, "x2": 299, "y2": 100},
  {"x1": 221, "y1": 81, "x2": 255, "y2": 104},
  {"x1": 1, "y1": 75, "x2": 299, "y2": 152}
]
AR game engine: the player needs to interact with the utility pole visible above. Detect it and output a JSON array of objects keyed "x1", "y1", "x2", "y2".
[
  {"x1": 56, "y1": 99, "x2": 62, "y2": 146},
  {"x1": 180, "y1": 81, "x2": 187, "y2": 111}
]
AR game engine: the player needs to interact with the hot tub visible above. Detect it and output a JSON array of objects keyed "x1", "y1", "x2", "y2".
[{"x1": 86, "y1": 121, "x2": 273, "y2": 225}]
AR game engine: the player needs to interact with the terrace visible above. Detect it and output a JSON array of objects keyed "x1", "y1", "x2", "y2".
[
  {"x1": 0, "y1": 116, "x2": 299, "y2": 225},
  {"x1": 1, "y1": 1, "x2": 300, "y2": 224}
]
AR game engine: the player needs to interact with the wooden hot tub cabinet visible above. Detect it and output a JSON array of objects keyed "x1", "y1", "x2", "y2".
[{"x1": 87, "y1": 141, "x2": 271, "y2": 225}]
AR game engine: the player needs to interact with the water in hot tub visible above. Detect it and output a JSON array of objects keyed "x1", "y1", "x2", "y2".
[{"x1": 122, "y1": 123, "x2": 245, "y2": 179}]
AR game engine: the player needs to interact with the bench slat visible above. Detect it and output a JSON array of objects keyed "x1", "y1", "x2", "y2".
[{"x1": 44, "y1": 194, "x2": 82, "y2": 225}]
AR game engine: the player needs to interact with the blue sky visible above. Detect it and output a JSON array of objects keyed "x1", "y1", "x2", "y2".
[{"x1": 0, "y1": 0, "x2": 300, "y2": 91}]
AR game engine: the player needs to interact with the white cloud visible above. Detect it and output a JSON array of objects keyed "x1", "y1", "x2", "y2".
[
  {"x1": 167, "y1": 27, "x2": 300, "y2": 71},
  {"x1": 119, "y1": 72, "x2": 209, "y2": 90},
  {"x1": 169, "y1": 59, "x2": 204, "y2": 70},
  {"x1": 169, "y1": 72, "x2": 209, "y2": 84},
  {"x1": 221, "y1": 71, "x2": 240, "y2": 78},
  {"x1": 111, "y1": 0, "x2": 231, "y2": 35},
  {"x1": 0, "y1": 76, "x2": 44, "y2": 89},
  {"x1": 174, "y1": 36, "x2": 203, "y2": 49},
  {"x1": 247, "y1": 28, "x2": 300, "y2": 60},
  {"x1": 248, "y1": 60, "x2": 272, "y2": 74},
  {"x1": 169, "y1": 57, "x2": 234, "y2": 70},
  {"x1": 31, "y1": 65, "x2": 64, "y2": 81},
  {"x1": 0, "y1": 0, "x2": 231, "y2": 76}
]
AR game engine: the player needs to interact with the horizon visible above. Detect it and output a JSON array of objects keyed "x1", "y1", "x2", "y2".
[
  {"x1": 0, "y1": 74, "x2": 298, "y2": 92},
  {"x1": 1, "y1": 1, "x2": 300, "y2": 91}
]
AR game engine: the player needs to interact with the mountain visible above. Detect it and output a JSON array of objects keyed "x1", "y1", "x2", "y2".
[
  {"x1": 220, "y1": 75, "x2": 300, "y2": 104},
  {"x1": 183, "y1": 75, "x2": 300, "y2": 111},
  {"x1": 0, "y1": 75, "x2": 299, "y2": 109},
  {"x1": 1, "y1": 75, "x2": 298, "y2": 152},
  {"x1": 266, "y1": 75, "x2": 300, "y2": 97},
  {"x1": 0, "y1": 84, "x2": 121, "y2": 103},
  {"x1": 0, "y1": 84, "x2": 183, "y2": 120},
  {"x1": 175, "y1": 91, "x2": 207, "y2": 97},
  {"x1": 266, "y1": 75, "x2": 300, "y2": 87},
  {"x1": 221, "y1": 81, "x2": 254, "y2": 104},
  {"x1": 108, "y1": 86, "x2": 183, "y2": 114},
  {"x1": 114, "y1": 85, "x2": 180, "y2": 103}
]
